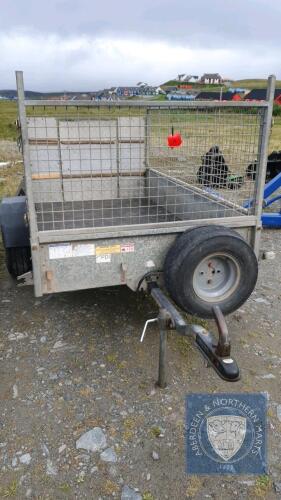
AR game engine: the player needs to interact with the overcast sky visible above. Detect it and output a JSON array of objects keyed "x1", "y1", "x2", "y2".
[{"x1": 0, "y1": 0, "x2": 280, "y2": 91}]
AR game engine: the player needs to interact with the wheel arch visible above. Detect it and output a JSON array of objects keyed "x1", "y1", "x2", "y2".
[{"x1": 0, "y1": 196, "x2": 30, "y2": 248}]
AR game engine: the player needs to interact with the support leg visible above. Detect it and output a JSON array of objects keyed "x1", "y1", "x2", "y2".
[{"x1": 157, "y1": 310, "x2": 169, "y2": 388}]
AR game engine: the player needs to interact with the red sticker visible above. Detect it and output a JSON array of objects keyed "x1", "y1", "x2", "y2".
[{"x1": 121, "y1": 243, "x2": 135, "y2": 253}]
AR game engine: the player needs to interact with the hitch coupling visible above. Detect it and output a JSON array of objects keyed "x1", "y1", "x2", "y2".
[{"x1": 141, "y1": 283, "x2": 240, "y2": 388}]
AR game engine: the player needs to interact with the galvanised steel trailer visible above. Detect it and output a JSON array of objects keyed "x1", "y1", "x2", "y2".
[{"x1": 0, "y1": 72, "x2": 275, "y2": 385}]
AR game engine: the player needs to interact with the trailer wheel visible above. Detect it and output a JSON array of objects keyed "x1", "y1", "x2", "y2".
[
  {"x1": 4, "y1": 246, "x2": 32, "y2": 278},
  {"x1": 164, "y1": 226, "x2": 257, "y2": 318}
]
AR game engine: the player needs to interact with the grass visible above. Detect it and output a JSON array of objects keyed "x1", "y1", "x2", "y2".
[
  {"x1": 0, "y1": 163, "x2": 23, "y2": 200},
  {"x1": 149, "y1": 426, "x2": 162, "y2": 438},
  {"x1": 270, "y1": 116, "x2": 281, "y2": 151},
  {"x1": 162, "y1": 79, "x2": 224, "y2": 89},
  {"x1": 1, "y1": 480, "x2": 18, "y2": 498},
  {"x1": 0, "y1": 101, "x2": 18, "y2": 140},
  {"x1": 1, "y1": 99, "x2": 281, "y2": 147},
  {"x1": 142, "y1": 493, "x2": 155, "y2": 500},
  {"x1": 252, "y1": 475, "x2": 272, "y2": 497},
  {"x1": 232, "y1": 79, "x2": 281, "y2": 89}
]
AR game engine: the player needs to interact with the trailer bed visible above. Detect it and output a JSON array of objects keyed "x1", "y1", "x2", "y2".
[{"x1": 35, "y1": 170, "x2": 245, "y2": 231}]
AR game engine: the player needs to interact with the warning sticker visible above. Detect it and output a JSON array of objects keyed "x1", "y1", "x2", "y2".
[
  {"x1": 49, "y1": 242, "x2": 134, "y2": 260},
  {"x1": 96, "y1": 254, "x2": 111, "y2": 263},
  {"x1": 121, "y1": 242, "x2": 135, "y2": 253},
  {"x1": 49, "y1": 243, "x2": 72, "y2": 260},
  {"x1": 72, "y1": 243, "x2": 95, "y2": 257},
  {"x1": 49, "y1": 243, "x2": 95, "y2": 259},
  {"x1": 96, "y1": 244, "x2": 121, "y2": 256}
]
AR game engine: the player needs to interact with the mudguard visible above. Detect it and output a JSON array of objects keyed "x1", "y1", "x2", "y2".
[{"x1": 0, "y1": 196, "x2": 30, "y2": 248}]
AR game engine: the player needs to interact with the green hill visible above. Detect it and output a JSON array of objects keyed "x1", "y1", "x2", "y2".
[
  {"x1": 232, "y1": 79, "x2": 281, "y2": 89},
  {"x1": 161, "y1": 80, "x2": 223, "y2": 89}
]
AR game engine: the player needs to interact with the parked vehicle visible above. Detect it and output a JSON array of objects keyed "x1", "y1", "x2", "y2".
[{"x1": 0, "y1": 72, "x2": 275, "y2": 385}]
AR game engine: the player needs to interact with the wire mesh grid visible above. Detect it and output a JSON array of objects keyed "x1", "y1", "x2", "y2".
[{"x1": 24, "y1": 103, "x2": 264, "y2": 232}]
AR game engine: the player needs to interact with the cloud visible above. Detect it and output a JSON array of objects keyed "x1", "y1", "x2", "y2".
[
  {"x1": 1, "y1": 0, "x2": 280, "y2": 49},
  {"x1": 0, "y1": 30, "x2": 279, "y2": 91}
]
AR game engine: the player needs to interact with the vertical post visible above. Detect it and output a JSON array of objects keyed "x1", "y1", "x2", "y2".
[
  {"x1": 16, "y1": 71, "x2": 43, "y2": 296},
  {"x1": 144, "y1": 108, "x2": 150, "y2": 202},
  {"x1": 157, "y1": 309, "x2": 168, "y2": 388},
  {"x1": 116, "y1": 118, "x2": 120, "y2": 198},
  {"x1": 253, "y1": 75, "x2": 276, "y2": 256}
]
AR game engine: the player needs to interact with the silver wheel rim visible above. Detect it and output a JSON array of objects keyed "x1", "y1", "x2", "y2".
[{"x1": 193, "y1": 252, "x2": 240, "y2": 302}]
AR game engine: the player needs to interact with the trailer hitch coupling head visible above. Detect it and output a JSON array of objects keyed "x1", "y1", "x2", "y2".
[{"x1": 195, "y1": 329, "x2": 239, "y2": 382}]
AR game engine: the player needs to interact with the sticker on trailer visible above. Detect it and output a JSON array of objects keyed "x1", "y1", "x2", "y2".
[
  {"x1": 49, "y1": 243, "x2": 95, "y2": 259},
  {"x1": 96, "y1": 254, "x2": 111, "y2": 263},
  {"x1": 96, "y1": 244, "x2": 121, "y2": 256},
  {"x1": 121, "y1": 242, "x2": 135, "y2": 253},
  {"x1": 72, "y1": 243, "x2": 95, "y2": 257},
  {"x1": 49, "y1": 243, "x2": 73, "y2": 260}
]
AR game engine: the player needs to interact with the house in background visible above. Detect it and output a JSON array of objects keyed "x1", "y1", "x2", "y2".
[
  {"x1": 200, "y1": 73, "x2": 223, "y2": 84},
  {"x1": 244, "y1": 88, "x2": 281, "y2": 105},
  {"x1": 167, "y1": 93, "x2": 196, "y2": 101},
  {"x1": 160, "y1": 85, "x2": 178, "y2": 94},
  {"x1": 175, "y1": 74, "x2": 199, "y2": 83},
  {"x1": 112, "y1": 85, "x2": 158, "y2": 97},
  {"x1": 195, "y1": 91, "x2": 241, "y2": 101}
]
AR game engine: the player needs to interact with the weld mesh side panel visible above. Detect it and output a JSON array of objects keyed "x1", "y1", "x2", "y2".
[{"x1": 25, "y1": 104, "x2": 263, "y2": 231}]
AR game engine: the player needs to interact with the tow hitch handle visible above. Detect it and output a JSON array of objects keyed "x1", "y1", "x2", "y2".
[
  {"x1": 195, "y1": 305, "x2": 239, "y2": 381},
  {"x1": 212, "y1": 305, "x2": 230, "y2": 357}
]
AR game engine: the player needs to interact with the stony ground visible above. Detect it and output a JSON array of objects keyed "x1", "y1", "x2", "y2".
[
  {"x1": 0, "y1": 140, "x2": 281, "y2": 499},
  {"x1": 0, "y1": 231, "x2": 281, "y2": 499}
]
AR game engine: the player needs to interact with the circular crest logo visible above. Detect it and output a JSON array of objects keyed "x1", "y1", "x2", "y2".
[{"x1": 186, "y1": 394, "x2": 267, "y2": 474}]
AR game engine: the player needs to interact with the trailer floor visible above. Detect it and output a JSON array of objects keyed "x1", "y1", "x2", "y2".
[
  {"x1": 35, "y1": 199, "x2": 181, "y2": 231},
  {"x1": 0, "y1": 230, "x2": 281, "y2": 499}
]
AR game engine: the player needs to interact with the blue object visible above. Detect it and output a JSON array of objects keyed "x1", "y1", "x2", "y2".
[
  {"x1": 185, "y1": 393, "x2": 267, "y2": 475},
  {"x1": 244, "y1": 172, "x2": 281, "y2": 227},
  {"x1": 263, "y1": 172, "x2": 281, "y2": 199},
  {"x1": 262, "y1": 172, "x2": 281, "y2": 227},
  {"x1": 262, "y1": 212, "x2": 281, "y2": 227}
]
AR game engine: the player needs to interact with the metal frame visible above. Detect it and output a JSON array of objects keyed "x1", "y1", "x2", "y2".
[
  {"x1": 252, "y1": 75, "x2": 275, "y2": 252},
  {"x1": 16, "y1": 72, "x2": 42, "y2": 296},
  {"x1": 16, "y1": 71, "x2": 275, "y2": 297}
]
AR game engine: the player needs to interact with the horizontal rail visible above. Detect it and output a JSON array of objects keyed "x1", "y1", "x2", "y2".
[
  {"x1": 24, "y1": 99, "x2": 270, "y2": 109},
  {"x1": 148, "y1": 168, "x2": 248, "y2": 215},
  {"x1": 28, "y1": 139, "x2": 145, "y2": 145},
  {"x1": 38, "y1": 216, "x2": 258, "y2": 243},
  {"x1": 31, "y1": 171, "x2": 145, "y2": 180}
]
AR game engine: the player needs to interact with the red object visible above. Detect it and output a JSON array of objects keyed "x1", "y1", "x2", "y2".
[
  {"x1": 167, "y1": 132, "x2": 182, "y2": 148},
  {"x1": 178, "y1": 84, "x2": 192, "y2": 90},
  {"x1": 232, "y1": 93, "x2": 242, "y2": 101}
]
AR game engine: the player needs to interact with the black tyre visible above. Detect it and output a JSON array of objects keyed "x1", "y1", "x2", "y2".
[
  {"x1": 4, "y1": 246, "x2": 32, "y2": 278},
  {"x1": 164, "y1": 225, "x2": 258, "y2": 319}
]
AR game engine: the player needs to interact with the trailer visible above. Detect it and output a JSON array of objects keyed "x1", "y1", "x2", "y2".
[{"x1": 0, "y1": 72, "x2": 276, "y2": 386}]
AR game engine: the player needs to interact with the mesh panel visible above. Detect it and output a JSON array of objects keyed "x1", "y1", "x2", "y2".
[{"x1": 24, "y1": 103, "x2": 264, "y2": 231}]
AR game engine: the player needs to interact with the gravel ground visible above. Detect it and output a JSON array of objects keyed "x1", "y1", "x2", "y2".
[
  {"x1": 0, "y1": 140, "x2": 21, "y2": 162},
  {"x1": 0, "y1": 231, "x2": 281, "y2": 499},
  {"x1": 0, "y1": 140, "x2": 281, "y2": 499}
]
